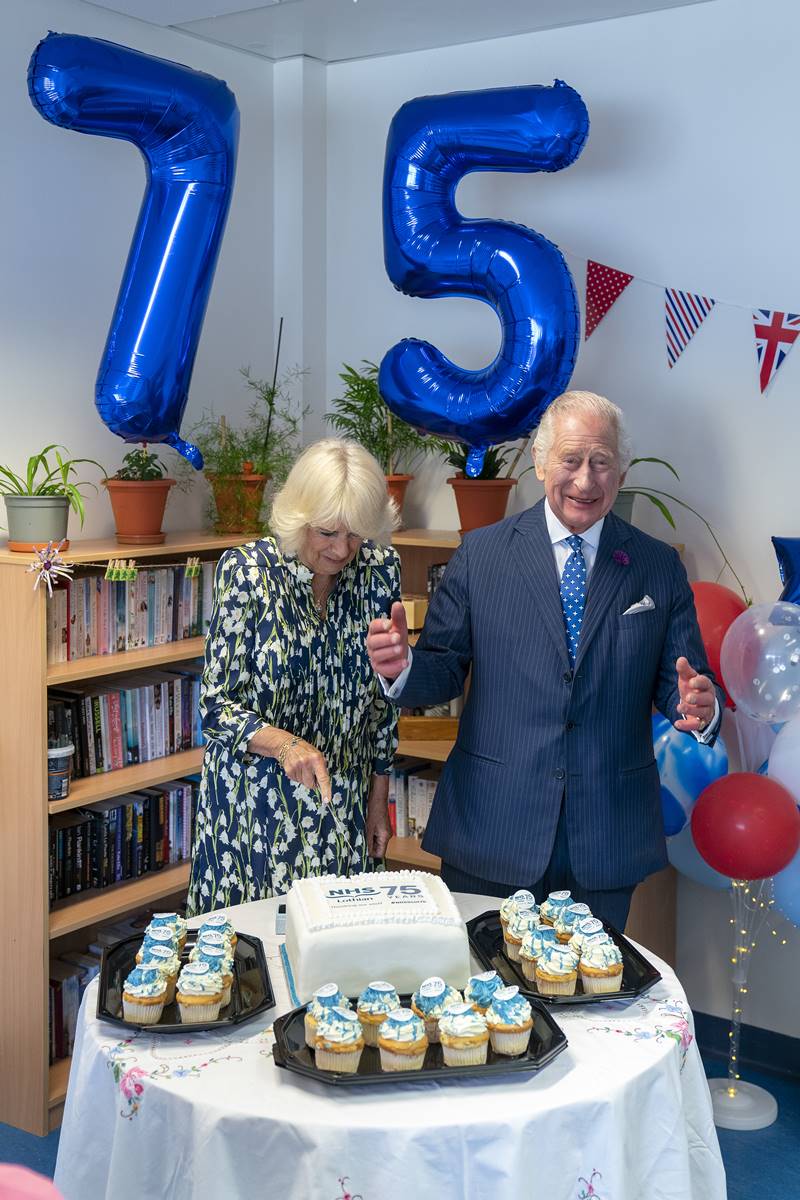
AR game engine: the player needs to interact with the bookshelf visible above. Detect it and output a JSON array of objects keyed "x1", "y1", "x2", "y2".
[{"x1": 0, "y1": 532, "x2": 243, "y2": 1136}]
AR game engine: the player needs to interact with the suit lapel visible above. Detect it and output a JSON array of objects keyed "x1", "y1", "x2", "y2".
[
  {"x1": 512, "y1": 501, "x2": 571, "y2": 668},
  {"x1": 574, "y1": 511, "x2": 633, "y2": 671}
]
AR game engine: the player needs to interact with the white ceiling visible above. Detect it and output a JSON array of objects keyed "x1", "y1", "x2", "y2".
[{"x1": 82, "y1": 0, "x2": 713, "y2": 63}]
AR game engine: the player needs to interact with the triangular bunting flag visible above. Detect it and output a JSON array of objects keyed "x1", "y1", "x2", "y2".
[
  {"x1": 585, "y1": 260, "x2": 634, "y2": 339},
  {"x1": 753, "y1": 309, "x2": 800, "y2": 393},
  {"x1": 665, "y1": 289, "x2": 715, "y2": 368}
]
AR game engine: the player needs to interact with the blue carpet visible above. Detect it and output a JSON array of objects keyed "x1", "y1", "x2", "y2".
[{"x1": 1, "y1": 1062, "x2": 797, "y2": 1196}]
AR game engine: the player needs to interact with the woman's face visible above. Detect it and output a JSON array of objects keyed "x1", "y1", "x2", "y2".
[{"x1": 301, "y1": 523, "x2": 363, "y2": 577}]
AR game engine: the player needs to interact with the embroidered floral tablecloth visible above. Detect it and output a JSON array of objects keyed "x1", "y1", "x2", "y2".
[{"x1": 54, "y1": 895, "x2": 726, "y2": 1200}]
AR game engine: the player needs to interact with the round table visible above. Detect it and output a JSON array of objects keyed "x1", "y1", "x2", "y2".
[{"x1": 55, "y1": 894, "x2": 726, "y2": 1200}]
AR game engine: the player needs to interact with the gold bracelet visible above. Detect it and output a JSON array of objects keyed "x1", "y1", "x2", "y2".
[{"x1": 277, "y1": 735, "x2": 299, "y2": 770}]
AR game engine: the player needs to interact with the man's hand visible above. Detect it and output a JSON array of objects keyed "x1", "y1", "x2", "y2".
[
  {"x1": 366, "y1": 775, "x2": 391, "y2": 858},
  {"x1": 674, "y1": 657, "x2": 716, "y2": 734},
  {"x1": 367, "y1": 601, "x2": 409, "y2": 681}
]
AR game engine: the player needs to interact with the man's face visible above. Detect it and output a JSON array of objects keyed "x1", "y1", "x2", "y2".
[{"x1": 535, "y1": 411, "x2": 625, "y2": 534}]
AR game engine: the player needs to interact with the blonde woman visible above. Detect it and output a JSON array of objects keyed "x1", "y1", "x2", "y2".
[{"x1": 188, "y1": 439, "x2": 401, "y2": 912}]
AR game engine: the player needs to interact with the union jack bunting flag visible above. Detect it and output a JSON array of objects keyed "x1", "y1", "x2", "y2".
[
  {"x1": 753, "y1": 309, "x2": 800, "y2": 393},
  {"x1": 665, "y1": 289, "x2": 715, "y2": 367}
]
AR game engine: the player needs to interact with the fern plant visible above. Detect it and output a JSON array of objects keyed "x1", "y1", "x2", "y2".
[{"x1": 327, "y1": 361, "x2": 431, "y2": 475}]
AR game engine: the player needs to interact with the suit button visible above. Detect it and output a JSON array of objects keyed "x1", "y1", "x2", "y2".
[
  {"x1": 563, "y1": 671, "x2": 572, "y2": 683},
  {"x1": 554, "y1": 768, "x2": 565, "y2": 780},
  {"x1": 566, "y1": 721, "x2": 575, "y2": 732}
]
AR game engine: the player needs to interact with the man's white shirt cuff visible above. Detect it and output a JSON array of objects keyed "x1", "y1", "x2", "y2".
[
  {"x1": 693, "y1": 696, "x2": 721, "y2": 743},
  {"x1": 380, "y1": 647, "x2": 413, "y2": 699}
]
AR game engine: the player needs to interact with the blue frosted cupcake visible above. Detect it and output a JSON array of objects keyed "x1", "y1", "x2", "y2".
[
  {"x1": 356, "y1": 981, "x2": 400, "y2": 1046},
  {"x1": 484, "y1": 986, "x2": 534, "y2": 1056},
  {"x1": 377, "y1": 1008, "x2": 428, "y2": 1072},
  {"x1": 135, "y1": 926, "x2": 179, "y2": 962},
  {"x1": 499, "y1": 889, "x2": 537, "y2": 934},
  {"x1": 137, "y1": 943, "x2": 181, "y2": 1004},
  {"x1": 191, "y1": 943, "x2": 234, "y2": 1006},
  {"x1": 504, "y1": 903, "x2": 540, "y2": 962},
  {"x1": 519, "y1": 925, "x2": 558, "y2": 983},
  {"x1": 176, "y1": 961, "x2": 224, "y2": 1023},
  {"x1": 539, "y1": 890, "x2": 572, "y2": 926},
  {"x1": 568, "y1": 917, "x2": 607, "y2": 958},
  {"x1": 304, "y1": 983, "x2": 353, "y2": 1048},
  {"x1": 464, "y1": 970, "x2": 504, "y2": 1014},
  {"x1": 438, "y1": 1003, "x2": 490, "y2": 1067},
  {"x1": 535, "y1": 943, "x2": 580, "y2": 996},
  {"x1": 197, "y1": 913, "x2": 237, "y2": 949},
  {"x1": 580, "y1": 938, "x2": 624, "y2": 994},
  {"x1": 314, "y1": 1006, "x2": 364, "y2": 1074},
  {"x1": 410, "y1": 976, "x2": 462, "y2": 1043},
  {"x1": 555, "y1": 902, "x2": 593, "y2": 944},
  {"x1": 147, "y1": 911, "x2": 187, "y2": 950},
  {"x1": 122, "y1": 964, "x2": 168, "y2": 1025}
]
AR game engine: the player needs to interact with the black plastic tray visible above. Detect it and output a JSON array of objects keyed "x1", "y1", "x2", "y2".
[
  {"x1": 271, "y1": 992, "x2": 567, "y2": 1085},
  {"x1": 97, "y1": 931, "x2": 274, "y2": 1033},
  {"x1": 467, "y1": 910, "x2": 662, "y2": 1006}
]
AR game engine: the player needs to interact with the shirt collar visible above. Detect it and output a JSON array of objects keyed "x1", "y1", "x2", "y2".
[{"x1": 544, "y1": 498, "x2": 605, "y2": 551}]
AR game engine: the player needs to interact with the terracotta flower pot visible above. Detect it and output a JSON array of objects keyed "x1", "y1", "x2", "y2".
[
  {"x1": 104, "y1": 478, "x2": 175, "y2": 545},
  {"x1": 386, "y1": 474, "x2": 413, "y2": 525},
  {"x1": 206, "y1": 468, "x2": 269, "y2": 534},
  {"x1": 446, "y1": 476, "x2": 517, "y2": 534}
]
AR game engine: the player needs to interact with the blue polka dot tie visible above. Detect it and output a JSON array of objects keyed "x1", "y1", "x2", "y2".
[{"x1": 560, "y1": 534, "x2": 587, "y2": 666}]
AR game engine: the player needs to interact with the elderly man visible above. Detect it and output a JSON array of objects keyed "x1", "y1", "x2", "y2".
[{"x1": 367, "y1": 390, "x2": 723, "y2": 929}]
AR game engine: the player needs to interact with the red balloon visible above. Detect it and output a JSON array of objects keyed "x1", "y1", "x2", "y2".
[
  {"x1": 691, "y1": 773, "x2": 800, "y2": 880},
  {"x1": 690, "y1": 582, "x2": 747, "y2": 707}
]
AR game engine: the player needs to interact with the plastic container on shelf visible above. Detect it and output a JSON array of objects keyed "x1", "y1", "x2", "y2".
[{"x1": 47, "y1": 744, "x2": 74, "y2": 801}]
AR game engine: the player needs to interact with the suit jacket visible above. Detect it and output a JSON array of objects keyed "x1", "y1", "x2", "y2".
[{"x1": 396, "y1": 499, "x2": 723, "y2": 890}]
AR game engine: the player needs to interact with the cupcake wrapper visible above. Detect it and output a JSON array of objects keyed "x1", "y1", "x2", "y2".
[
  {"x1": 520, "y1": 957, "x2": 538, "y2": 983},
  {"x1": 379, "y1": 1047, "x2": 427, "y2": 1072},
  {"x1": 535, "y1": 972, "x2": 577, "y2": 996},
  {"x1": 304, "y1": 1011, "x2": 317, "y2": 1049},
  {"x1": 178, "y1": 998, "x2": 222, "y2": 1024},
  {"x1": 315, "y1": 1046, "x2": 362, "y2": 1074},
  {"x1": 441, "y1": 1041, "x2": 489, "y2": 1067},
  {"x1": 504, "y1": 940, "x2": 522, "y2": 963},
  {"x1": 580, "y1": 970, "x2": 623, "y2": 995},
  {"x1": 123, "y1": 997, "x2": 165, "y2": 1025},
  {"x1": 163, "y1": 977, "x2": 177, "y2": 1006},
  {"x1": 489, "y1": 1028, "x2": 531, "y2": 1057},
  {"x1": 358, "y1": 1017, "x2": 386, "y2": 1047},
  {"x1": 220, "y1": 980, "x2": 232, "y2": 1008}
]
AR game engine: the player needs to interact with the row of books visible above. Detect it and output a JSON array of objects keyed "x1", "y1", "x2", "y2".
[
  {"x1": 387, "y1": 757, "x2": 442, "y2": 840},
  {"x1": 46, "y1": 561, "x2": 219, "y2": 665},
  {"x1": 48, "y1": 778, "x2": 197, "y2": 904},
  {"x1": 50, "y1": 908, "x2": 176, "y2": 1062},
  {"x1": 48, "y1": 669, "x2": 203, "y2": 775}
]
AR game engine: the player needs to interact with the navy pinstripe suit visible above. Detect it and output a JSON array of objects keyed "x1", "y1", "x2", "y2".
[{"x1": 395, "y1": 499, "x2": 723, "y2": 890}]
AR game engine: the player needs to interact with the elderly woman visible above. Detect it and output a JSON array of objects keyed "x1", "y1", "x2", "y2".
[{"x1": 188, "y1": 438, "x2": 401, "y2": 912}]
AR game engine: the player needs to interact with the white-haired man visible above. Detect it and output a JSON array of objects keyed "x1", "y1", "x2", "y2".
[{"x1": 367, "y1": 391, "x2": 723, "y2": 930}]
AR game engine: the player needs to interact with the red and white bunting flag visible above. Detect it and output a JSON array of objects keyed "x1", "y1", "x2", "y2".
[
  {"x1": 665, "y1": 289, "x2": 715, "y2": 368},
  {"x1": 753, "y1": 309, "x2": 800, "y2": 393},
  {"x1": 585, "y1": 260, "x2": 634, "y2": 339}
]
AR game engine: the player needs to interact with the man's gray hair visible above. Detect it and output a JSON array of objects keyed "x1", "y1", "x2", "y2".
[{"x1": 533, "y1": 390, "x2": 633, "y2": 473}]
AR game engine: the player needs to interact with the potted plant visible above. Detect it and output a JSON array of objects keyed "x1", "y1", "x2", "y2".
[
  {"x1": 0, "y1": 444, "x2": 105, "y2": 552},
  {"x1": 183, "y1": 367, "x2": 303, "y2": 534},
  {"x1": 327, "y1": 361, "x2": 432, "y2": 520},
  {"x1": 430, "y1": 437, "x2": 531, "y2": 534},
  {"x1": 103, "y1": 446, "x2": 175, "y2": 545}
]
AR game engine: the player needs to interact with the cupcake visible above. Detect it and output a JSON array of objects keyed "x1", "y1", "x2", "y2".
[
  {"x1": 568, "y1": 917, "x2": 607, "y2": 958},
  {"x1": 197, "y1": 913, "x2": 237, "y2": 949},
  {"x1": 191, "y1": 930, "x2": 234, "y2": 966},
  {"x1": 410, "y1": 976, "x2": 462, "y2": 1043},
  {"x1": 554, "y1": 902, "x2": 593, "y2": 944},
  {"x1": 539, "y1": 890, "x2": 572, "y2": 926},
  {"x1": 176, "y1": 961, "x2": 224, "y2": 1023},
  {"x1": 137, "y1": 944, "x2": 180, "y2": 1004},
  {"x1": 135, "y1": 926, "x2": 179, "y2": 962},
  {"x1": 518, "y1": 925, "x2": 558, "y2": 983},
  {"x1": 147, "y1": 911, "x2": 187, "y2": 950},
  {"x1": 191, "y1": 944, "x2": 234, "y2": 1007},
  {"x1": 304, "y1": 983, "x2": 352, "y2": 1049},
  {"x1": 122, "y1": 964, "x2": 168, "y2": 1025},
  {"x1": 535, "y1": 943, "x2": 579, "y2": 997},
  {"x1": 499, "y1": 889, "x2": 536, "y2": 934},
  {"x1": 377, "y1": 1008, "x2": 429, "y2": 1072},
  {"x1": 464, "y1": 970, "x2": 504, "y2": 1014},
  {"x1": 356, "y1": 981, "x2": 400, "y2": 1046},
  {"x1": 484, "y1": 986, "x2": 534, "y2": 1056},
  {"x1": 438, "y1": 1003, "x2": 490, "y2": 1067},
  {"x1": 503, "y1": 903, "x2": 540, "y2": 962},
  {"x1": 579, "y1": 937, "x2": 625, "y2": 995},
  {"x1": 314, "y1": 1006, "x2": 364, "y2": 1074}
]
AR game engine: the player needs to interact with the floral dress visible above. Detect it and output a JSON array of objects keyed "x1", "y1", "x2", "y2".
[{"x1": 187, "y1": 537, "x2": 400, "y2": 913}]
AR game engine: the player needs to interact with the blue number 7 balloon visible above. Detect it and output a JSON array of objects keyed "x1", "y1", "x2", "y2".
[
  {"x1": 28, "y1": 33, "x2": 240, "y2": 468},
  {"x1": 381, "y1": 81, "x2": 589, "y2": 476}
]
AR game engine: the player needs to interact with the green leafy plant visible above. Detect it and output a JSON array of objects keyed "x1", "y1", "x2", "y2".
[
  {"x1": 619, "y1": 456, "x2": 749, "y2": 604},
  {"x1": 0, "y1": 444, "x2": 105, "y2": 526},
  {"x1": 327, "y1": 361, "x2": 431, "y2": 475},
  {"x1": 112, "y1": 446, "x2": 167, "y2": 481}
]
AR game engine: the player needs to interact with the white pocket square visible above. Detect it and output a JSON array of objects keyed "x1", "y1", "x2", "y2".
[{"x1": 622, "y1": 595, "x2": 655, "y2": 616}]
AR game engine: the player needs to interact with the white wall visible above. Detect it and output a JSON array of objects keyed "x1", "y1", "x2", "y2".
[
  {"x1": 324, "y1": 0, "x2": 800, "y2": 1036},
  {"x1": 1, "y1": 0, "x2": 274, "y2": 536}
]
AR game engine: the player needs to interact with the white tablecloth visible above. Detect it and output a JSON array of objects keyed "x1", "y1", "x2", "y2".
[{"x1": 55, "y1": 895, "x2": 726, "y2": 1200}]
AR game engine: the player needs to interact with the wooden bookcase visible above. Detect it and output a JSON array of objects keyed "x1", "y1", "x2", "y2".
[{"x1": 0, "y1": 531, "x2": 243, "y2": 1136}]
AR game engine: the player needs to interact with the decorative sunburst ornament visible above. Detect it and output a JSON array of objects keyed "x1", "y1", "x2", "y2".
[{"x1": 27, "y1": 540, "x2": 74, "y2": 596}]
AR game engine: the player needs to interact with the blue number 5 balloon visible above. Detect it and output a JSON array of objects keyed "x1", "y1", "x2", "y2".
[
  {"x1": 28, "y1": 33, "x2": 240, "y2": 467},
  {"x1": 380, "y1": 81, "x2": 589, "y2": 475}
]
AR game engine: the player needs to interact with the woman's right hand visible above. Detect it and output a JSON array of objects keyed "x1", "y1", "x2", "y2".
[{"x1": 277, "y1": 734, "x2": 332, "y2": 804}]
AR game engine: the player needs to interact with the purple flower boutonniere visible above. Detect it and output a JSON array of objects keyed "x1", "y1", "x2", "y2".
[{"x1": 613, "y1": 549, "x2": 630, "y2": 567}]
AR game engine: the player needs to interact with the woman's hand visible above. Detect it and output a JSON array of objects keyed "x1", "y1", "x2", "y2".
[
  {"x1": 366, "y1": 774, "x2": 392, "y2": 859},
  {"x1": 247, "y1": 726, "x2": 331, "y2": 804}
]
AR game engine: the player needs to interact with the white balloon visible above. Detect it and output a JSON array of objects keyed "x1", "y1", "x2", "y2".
[
  {"x1": 720, "y1": 601, "x2": 800, "y2": 723},
  {"x1": 767, "y1": 714, "x2": 800, "y2": 803}
]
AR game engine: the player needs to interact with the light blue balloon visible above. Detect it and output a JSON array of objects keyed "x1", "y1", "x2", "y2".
[
  {"x1": 653, "y1": 714, "x2": 729, "y2": 835},
  {"x1": 773, "y1": 848, "x2": 800, "y2": 927},
  {"x1": 667, "y1": 822, "x2": 731, "y2": 890}
]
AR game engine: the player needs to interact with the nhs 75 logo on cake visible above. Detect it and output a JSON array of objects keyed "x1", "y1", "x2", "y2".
[{"x1": 324, "y1": 884, "x2": 429, "y2": 908}]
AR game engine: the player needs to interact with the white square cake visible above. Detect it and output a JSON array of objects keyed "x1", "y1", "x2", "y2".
[{"x1": 283, "y1": 870, "x2": 471, "y2": 1002}]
